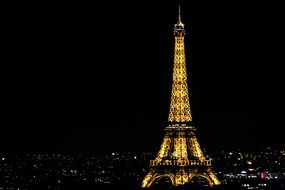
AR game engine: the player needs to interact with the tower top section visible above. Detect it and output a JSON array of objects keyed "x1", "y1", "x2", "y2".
[
  {"x1": 168, "y1": 5, "x2": 192, "y2": 123},
  {"x1": 174, "y1": 5, "x2": 185, "y2": 35}
]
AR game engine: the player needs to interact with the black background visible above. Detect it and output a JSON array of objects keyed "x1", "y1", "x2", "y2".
[{"x1": 1, "y1": 0, "x2": 284, "y2": 153}]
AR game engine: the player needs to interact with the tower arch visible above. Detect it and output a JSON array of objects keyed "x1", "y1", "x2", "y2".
[
  {"x1": 189, "y1": 173, "x2": 214, "y2": 187},
  {"x1": 151, "y1": 174, "x2": 174, "y2": 187}
]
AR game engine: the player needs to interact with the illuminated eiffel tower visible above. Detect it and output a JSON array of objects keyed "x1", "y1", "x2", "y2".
[{"x1": 141, "y1": 6, "x2": 221, "y2": 188}]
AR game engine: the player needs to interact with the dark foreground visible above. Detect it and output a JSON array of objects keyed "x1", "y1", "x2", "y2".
[{"x1": 28, "y1": 180, "x2": 285, "y2": 190}]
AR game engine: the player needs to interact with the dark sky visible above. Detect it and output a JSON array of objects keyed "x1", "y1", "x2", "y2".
[{"x1": 1, "y1": 0, "x2": 284, "y2": 153}]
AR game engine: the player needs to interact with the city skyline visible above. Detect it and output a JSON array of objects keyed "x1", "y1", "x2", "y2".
[
  {"x1": 1, "y1": 0, "x2": 284, "y2": 153},
  {"x1": 1, "y1": 147, "x2": 284, "y2": 190}
]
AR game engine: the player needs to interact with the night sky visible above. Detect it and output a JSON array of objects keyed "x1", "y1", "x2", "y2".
[{"x1": 1, "y1": 0, "x2": 284, "y2": 153}]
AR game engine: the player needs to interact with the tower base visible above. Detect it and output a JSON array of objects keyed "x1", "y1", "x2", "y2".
[{"x1": 142, "y1": 166, "x2": 220, "y2": 188}]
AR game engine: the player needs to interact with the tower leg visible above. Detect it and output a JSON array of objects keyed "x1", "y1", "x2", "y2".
[
  {"x1": 188, "y1": 169, "x2": 220, "y2": 187},
  {"x1": 207, "y1": 170, "x2": 221, "y2": 186},
  {"x1": 141, "y1": 169, "x2": 156, "y2": 188}
]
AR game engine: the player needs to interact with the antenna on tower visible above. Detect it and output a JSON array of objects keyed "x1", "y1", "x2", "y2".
[{"x1": 178, "y1": 5, "x2": 181, "y2": 21}]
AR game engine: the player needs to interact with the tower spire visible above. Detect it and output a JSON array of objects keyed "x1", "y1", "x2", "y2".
[
  {"x1": 176, "y1": 5, "x2": 184, "y2": 26},
  {"x1": 178, "y1": 5, "x2": 181, "y2": 22}
]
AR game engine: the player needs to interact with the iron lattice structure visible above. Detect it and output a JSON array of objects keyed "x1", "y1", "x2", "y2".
[{"x1": 141, "y1": 7, "x2": 221, "y2": 188}]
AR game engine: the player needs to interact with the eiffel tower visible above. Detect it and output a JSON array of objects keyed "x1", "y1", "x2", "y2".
[{"x1": 141, "y1": 6, "x2": 221, "y2": 188}]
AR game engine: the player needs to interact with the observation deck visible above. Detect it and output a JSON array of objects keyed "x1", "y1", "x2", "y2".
[{"x1": 150, "y1": 159, "x2": 211, "y2": 166}]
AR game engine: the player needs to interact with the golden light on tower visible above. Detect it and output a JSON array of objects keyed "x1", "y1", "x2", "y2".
[{"x1": 141, "y1": 6, "x2": 221, "y2": 188}]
